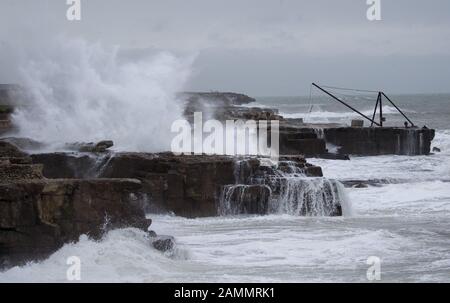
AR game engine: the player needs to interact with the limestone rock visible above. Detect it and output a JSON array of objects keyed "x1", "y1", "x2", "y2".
[
  {"x1": 0, "y1": 179, "x2": 151, "y2": 268},
  {"x1": 0, "y1": 163, "x2": 44, "y2": 181},
  {"x1": 0, "y1": 137, "x2": 45, "y2": 151},
  {"x1": 31, "y1": 153, "x2": 101, "y2": 179},
  {"x1": 65, "y1": 140, "x2": 114, "y2": 153},
  {"x1": 0, "y1": 141, "x2": 27, "y2": 158},
  {"x1": 152, "y1": 235, "x2": 175, "y2": 252}
]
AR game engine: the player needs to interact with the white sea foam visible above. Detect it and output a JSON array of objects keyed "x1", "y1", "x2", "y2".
[
  {"x1": 2, "y1": 210, "x2": 449, "y2": 282},
  {"x1": 281, "y1": 105, "x2": 415, "y2": 123}
]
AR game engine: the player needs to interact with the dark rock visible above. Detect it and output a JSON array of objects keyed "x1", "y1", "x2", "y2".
[
  {"x1": 147, "y1": 230, "x2": 157, "y2": 238},
  {"x1": 341, "y1": 179, "x2": 392, "y2": 188},
  {"x1": 0, "y1": 178, "x2": 151, "y2": 268},
  {"x1": 0, "y1": 137, "x2": 45, "y2": 151},
  {"x1": 279, "y1": 155, "x2": 307, "y2": 164},
  {"x1": 100, "y1": 153, "x2": 239, "y2": 217},
  {"x1": 278, "y1": 126, "x2": 327, "y2": 156},
  {"x1": 355, "y1": 183, "x2": 368, "y2": 188},
  {"x1": 95, "y1": 140, "x2": 114, "y2": 151},
  {"x1": 219, "y1": 184, "x2": 271, "y2": 215},
  {"x1": 98, "y1": 152, "x2": 328, "y2": 218},
  {"x1": 305, "y1": 166, "x2": 323, "y2": 177},
  {"x1": 316, "y1": 153, "x2": 350, "y2": 160},
  {"x1": 31, "y1": 153, "x2": 105, "y2": 179},
  {"x1": 26, "y1": 150, "x2": 333, "y2": 218},
  {"x1": 0, "y1": 120, "x2": 12, "y2": 134},
  {"x1": 0, "y1": 142, "x2": 151, "y2": 268},
  {"x1": 0, "y1": 141, "x2": 43, "y2": 182},
  {"x1": 0, "y1": 163, "x2": 43, "y2": 181},
  {"x1": 432, "y1": 147, "x2": 441, "y2": 152},
  {"x1": 180, "y1": 92, "x2": 256, "y2": 107},
  {"x1": 65, "y1": 140, "x2": 114, "y2": 153},
  {"x1": 152, "y1": 235, "x2": 175, "y2": 252},
  {"x1": 0, "y1": 141, "x2": 27, "y2": 158},
  {"x1": 3, "y1": 157, "x2": 33, "y2": 164}
]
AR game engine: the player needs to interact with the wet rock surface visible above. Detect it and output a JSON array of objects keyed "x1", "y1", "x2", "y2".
[
  {"x1": 0, "y1": 179, "x2": 151, "y2": 267},
  {"x1": 278, "y1": 126, "x2": 327, "y2": 156},
  {"x1": 31, "y1": 151, "x2": 336, "y2": 218},
  {"x1": 65, "y1": 140, "x2": 114, "y2": 153},
  {"x1": 98, "y1": 152, "x2": 327, "y2": 217},
  {"x1": 0, "y1": 141, "x2": 27, "y2": 158},
  {"x1": 152, "y1": 235, "x2": 176, "y2": 252},
  {"x1": 0, "y1": 140, "x2": 151, "y2": 268},
  {"x1": 0, "y1": 137, "x2": 46, "y2": 151},
  {"x1": 31, "y1": 152, "x2": 105, "y2": 179},
  {"x1": 100, "y1": 153, "x2": 248, "y2": 217}
]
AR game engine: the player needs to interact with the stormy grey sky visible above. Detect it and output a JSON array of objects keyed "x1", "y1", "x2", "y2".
[{"x1": 1, "y1": 0, "x2": 450, "y2": 96}]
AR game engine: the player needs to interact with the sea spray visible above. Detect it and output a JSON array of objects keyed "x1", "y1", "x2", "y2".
[{"x1": 10, "y1": 38, "x2": 193, "y2": 152}]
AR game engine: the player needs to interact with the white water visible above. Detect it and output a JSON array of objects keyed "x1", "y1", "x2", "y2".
[
  {"x1": 10, "y1": 38, "x2": 192, "y2": 152},
  {"x1": 281, "y1": 105, "x2": 411, "y2": 123},
  {"x1": 217, "y1": 159, "x2": 349, "y2": 217}
]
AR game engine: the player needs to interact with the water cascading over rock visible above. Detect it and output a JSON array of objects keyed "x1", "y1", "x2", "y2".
[
  {"x1": 218, "y1": 159, "x2": 347, "y2": 216},
  {"x1": 30, "y1": 151, "x2": 348, "y2": 217}
]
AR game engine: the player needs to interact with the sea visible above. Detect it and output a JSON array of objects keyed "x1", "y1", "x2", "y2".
[{"x1": 1, "y1": 93, "x2": 450, "y2": 282}]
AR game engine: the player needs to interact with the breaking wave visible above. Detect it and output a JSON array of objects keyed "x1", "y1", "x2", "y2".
[
  {"x1": 281, "y1": 105, "x2": 415, "y2": 122},
  {"x1": 10, "y1": 38, "x2": 193, "y2": 152}
]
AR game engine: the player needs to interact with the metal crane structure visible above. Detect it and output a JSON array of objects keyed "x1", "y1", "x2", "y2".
[{"x1": 311, "y1": 83, "x2": 415, "y2": 128}]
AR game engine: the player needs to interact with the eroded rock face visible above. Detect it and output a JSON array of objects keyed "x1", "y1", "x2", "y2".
[
  {"x1": 98, "y1": 152, "x2": 327, "y2": 217},
  {"x1": 219, "y1": 157, "x2": 342, "y2": 217},
  {"x1": 0, "y1": 179, "x2": 151, "y2": 267},
  {"x1": 29, "y1": 151, "x2": 336, "y2": 218},
  {"x1": 218, "y1": 184, "x2": 272, "y2": 215},
  {"x1": 31, "y1": 153, "x2": 105, "y2": 179},
  {"x1": 0, "y1": 137, "x2": 46, "y2": 151},
  {"x1": 0, "y1": 140, "x2": 151, "y2": 268},
  {"x1": 180, "y1": 92, "x2": 255, "y2": 107},
  {"x1": 0, "y1": 163, "x2": 43, "y2": 181},
  {"x1": 152, "y1": 235, "x2": 176, "y2": 253},
  {"x1": 100, "y1": 153, "x2": 241, "y2": 217},
  {"x1": 0, "y1": 141, "x2": 44, "y2": 182},
  {"x1": 0, "y1": 141, "x2": 27, "y2": 158},
  {"x1": 65, "y1": 140, "x2": 114, "y2": 153}
]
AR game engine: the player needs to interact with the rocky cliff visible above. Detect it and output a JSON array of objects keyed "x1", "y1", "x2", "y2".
[
  {"x1": 31, "y1": 151, "x2": 341, "y2": 218},
  {"x1": 0, "y1": 141, "x2": 151, "y2": 268}
]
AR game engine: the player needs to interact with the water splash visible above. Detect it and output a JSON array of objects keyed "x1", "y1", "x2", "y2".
[
  {"x1": 218, "y1": 184, "x2": 271, "y2": 215},
  {"x1": 274, "y1": 177, "x2": 344, "y2": 216},
  {"x1": 10, "y1": 38, "x2": 193, "y2": 152}
]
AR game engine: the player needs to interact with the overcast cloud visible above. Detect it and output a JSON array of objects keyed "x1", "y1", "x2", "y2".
[{"x1": 1, "y1": 0, "x2": 450, "y2": 95}]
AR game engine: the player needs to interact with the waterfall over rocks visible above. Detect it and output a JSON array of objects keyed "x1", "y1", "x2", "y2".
[{"x1": 218, "y1": 158, "x2": 349, "y2": 216}]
